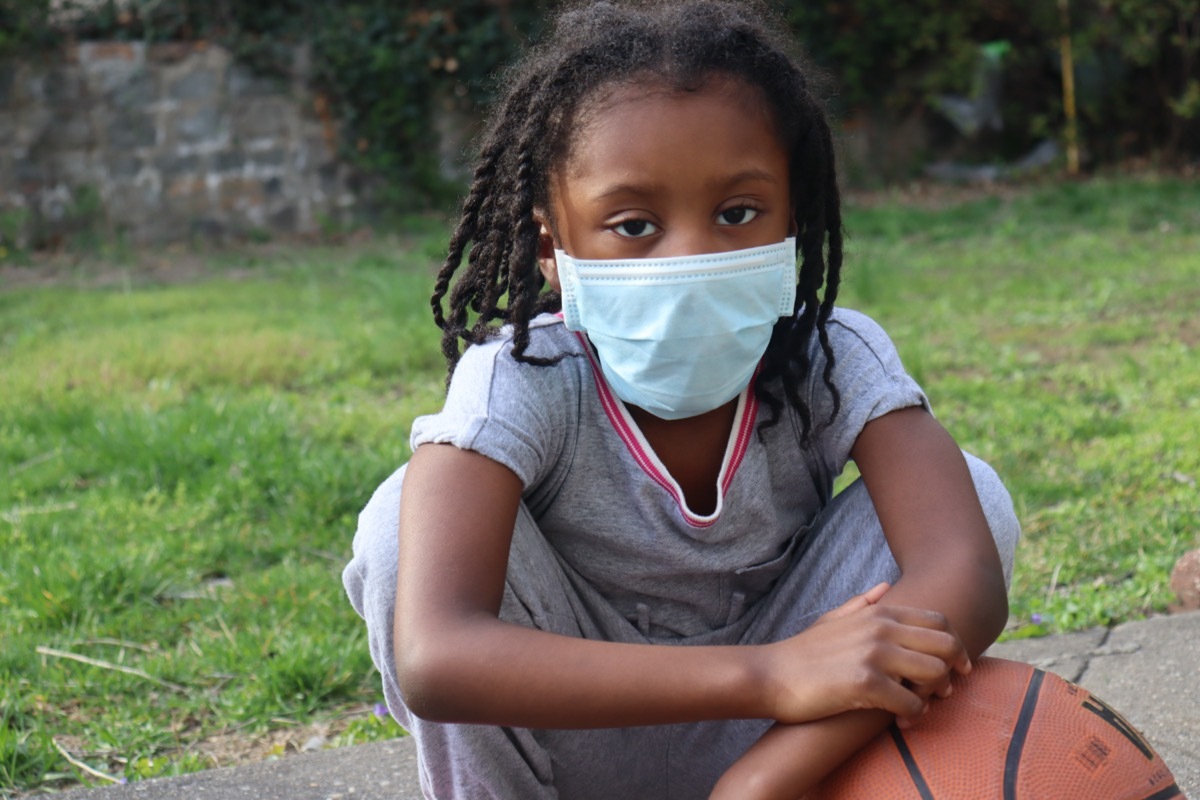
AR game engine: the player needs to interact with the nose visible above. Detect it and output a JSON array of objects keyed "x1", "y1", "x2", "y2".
[{"x1": 662, "y1": 226, "x2": 722, "y2": 258}]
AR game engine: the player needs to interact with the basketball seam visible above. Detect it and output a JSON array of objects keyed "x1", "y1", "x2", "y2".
[
  {"x1": 889, "y1": 724, "x2": 936, "y2": 800},
  {"x1": 1142, "y1": 783, "x2": 1183, "y2": 800},
  {"x1": 1003, "y1": 667, "x2": 1046, "y2": 800}
]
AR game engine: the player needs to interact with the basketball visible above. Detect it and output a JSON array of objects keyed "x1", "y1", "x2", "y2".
[{"x1": 810, "y1": 657, "x2": 1183, "y2": 800}]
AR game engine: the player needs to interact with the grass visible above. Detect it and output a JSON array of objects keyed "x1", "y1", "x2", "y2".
[{"x1": 2, "y1": 176, "x2": 1198, "y2": 795}]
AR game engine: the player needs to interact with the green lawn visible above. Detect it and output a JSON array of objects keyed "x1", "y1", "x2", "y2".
[{"x1": 2, "y1": 176, "x2": 1198, "y2": 794}]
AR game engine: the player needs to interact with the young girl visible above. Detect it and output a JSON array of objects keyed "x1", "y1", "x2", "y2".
[{"x1": 344, "y1": 1, "x2": 1020, "y2": 797}]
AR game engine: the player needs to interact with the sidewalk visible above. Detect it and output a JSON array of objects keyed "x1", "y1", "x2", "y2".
[{"x1": 61, "y1": 610, "x2": 1200, "y2": 800}]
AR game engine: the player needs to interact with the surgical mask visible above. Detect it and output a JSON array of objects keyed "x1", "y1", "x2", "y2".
[{"x1": 556, "y1": 238, "x2": 796, "y2": 420}]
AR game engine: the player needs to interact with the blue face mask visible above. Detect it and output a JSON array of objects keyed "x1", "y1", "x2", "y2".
[{"x1": 556, "y1": 238, "x2": 797, "y2": 420}]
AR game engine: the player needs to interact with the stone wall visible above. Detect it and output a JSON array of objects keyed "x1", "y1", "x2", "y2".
[{"x1": 0, "y1": 41, "x2": 357, "y2": 246}]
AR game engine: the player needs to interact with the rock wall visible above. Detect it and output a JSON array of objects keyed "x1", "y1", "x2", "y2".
[{"x1": 0, "y1": 41, "x2": 357, "y2": 246}]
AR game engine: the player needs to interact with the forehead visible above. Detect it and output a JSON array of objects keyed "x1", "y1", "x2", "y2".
[{"x1": 560, "y1": 74, "x2": 784, "y2": 180}]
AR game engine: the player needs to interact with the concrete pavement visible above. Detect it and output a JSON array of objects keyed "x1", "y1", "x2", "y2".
[{"x1": 60, "y1": 610, "x2": 1200, "y2": 799}]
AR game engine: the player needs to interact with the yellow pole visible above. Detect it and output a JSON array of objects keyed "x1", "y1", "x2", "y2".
[{"x1": 1059, "y1": 0, "x2": 1081, "y2": 175}]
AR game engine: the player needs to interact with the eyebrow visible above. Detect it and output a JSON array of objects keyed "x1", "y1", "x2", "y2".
[{"x1": 590, "y1": 168, "x2": 780, "y2": 202}]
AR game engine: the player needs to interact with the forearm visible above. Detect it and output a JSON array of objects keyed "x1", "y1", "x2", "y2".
[
  {"x1": 711, "y1": 563, "x2": 1007, "y2": 800},
  {"x1": 396, "y1": 443, "x2": 782, "y2": 730},
  {"x1": 710, "y1": 710, "x2": 892, "y2": 800},
  {"x1": 878, "y1": 559, "x2": 1007, "y2": 659},
  {"x1": 852, "y1": 407, "x2": 1010, "y2": 658},
  {"x1": 397, "y1": 614, "x2": 769, "y2": 728}
]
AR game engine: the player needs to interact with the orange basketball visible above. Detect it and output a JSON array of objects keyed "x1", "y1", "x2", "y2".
[{"x1": 810, "y1": 657, "x2": 1183, "y2": 800}]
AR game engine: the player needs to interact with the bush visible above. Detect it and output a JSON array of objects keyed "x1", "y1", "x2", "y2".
[
  {"x1": 784, "y1": 0, "x2": 1200, "y2": 164},
  {"x1": 0, "y1": 0, "x2": 1194, "y2": 213},
  {"x1": 0, "y1": 0, "x2": 549, "y2": 211}
]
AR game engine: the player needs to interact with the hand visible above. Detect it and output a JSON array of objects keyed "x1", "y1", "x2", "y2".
[
  {"x1": 811, "y1": 582, "x2": 960, "y2": 734},
  {"x1": 895, "y1": 656, "x2": 963, "y2": 730},
  {"x1": 756, "y1": 583, "x2": 971, "y2": 725},
  {"x1": 819, "y1": 582, "x2": 969, "y2": 728},
  {"x1": 810, "y1": 583, "x2": 954, "y2": 729}
]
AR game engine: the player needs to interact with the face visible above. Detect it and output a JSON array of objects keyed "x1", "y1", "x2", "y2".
[{"x1": 537, "y1": 74, "x2": 793, "y2": 291}]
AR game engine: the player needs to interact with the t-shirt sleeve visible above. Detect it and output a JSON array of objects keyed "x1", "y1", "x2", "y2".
[
  {"x1": 808, "y1": 309, "x2": 930, "y2": 475},
  {"x1": 409, "y1": 334, "x2": 577, "y2": 491}
]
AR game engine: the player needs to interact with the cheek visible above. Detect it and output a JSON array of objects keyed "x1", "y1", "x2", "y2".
[{"x1": 538, "y1": 254, "x2": 562, "y2": 293}]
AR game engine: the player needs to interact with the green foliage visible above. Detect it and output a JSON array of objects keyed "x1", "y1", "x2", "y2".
[
  {"x1": 0, "y1": 693, "x2": 56, "y2": 792},
  {"x1": 0, "y1": 0, "x2": 54, "y2": 58},
  {"x1": 304, "y1": 2, "x2": 549, "y2": 212},
  {"x1": 1074, "y1": 0, "x2": 1200, "y2": 154},
  {"x1": 838, "y1": 176, "x2": 1200, "y2": 640},
  {"x1": 0, "y1": 1, "x2": 549, "y2": 211},
  {"x1": 783, "y1": 0, "x2": 1200, "y2": 161},
  {"x1": 784, "y1": 0, "x2": 986, "y2": 112},
  {"x1": 1, "y1": 180, "x2": 1197, "y2": 794},
  {"x1": 0, "y1": 208, "x2": 32, "y2": 264},
  {"x1": 2, "y1": 0, "x2": 1196, "y2": 217},
  {"x1": 1, "y1": 239, "x2": 445, "y2": 794}
]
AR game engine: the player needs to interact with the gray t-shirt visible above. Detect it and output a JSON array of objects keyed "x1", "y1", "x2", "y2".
[{"x1": 411, "y1": 309, "x2": 927, "y2": 639}]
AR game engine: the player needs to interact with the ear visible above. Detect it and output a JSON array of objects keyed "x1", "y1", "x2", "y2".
[
  {"x1": 788, "y1": 207, "x2": 799, "y2": 238},
  {"x1": 535, "y1": 213, "x2": 561, "y2": 293}
]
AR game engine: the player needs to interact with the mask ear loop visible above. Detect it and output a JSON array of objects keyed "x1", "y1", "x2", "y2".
[
  {"x1": 787, "y1": 214, "x2": 803, "y2": 324},
  {"x1": 554, "y1": 249, "x2": 585, "y2": 332},
  {"x1": 787, "y1": 236, "x2": 806, "y2": 327}
]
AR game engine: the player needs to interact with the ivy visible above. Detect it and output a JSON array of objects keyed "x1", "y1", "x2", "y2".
[
  {"x1": 305, "y1": 2, "x2": 550, "y2": 213},
  {"x1": 0, "y1": 0, "x2": 1194, "y2": 214}
]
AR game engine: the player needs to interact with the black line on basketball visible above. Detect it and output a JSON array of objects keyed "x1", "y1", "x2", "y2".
[
  {"x1": 1003, "y1": 667, "x2": 1046, "y2": 800},
  {"x1": 1142, "y1": 782, "x2": 1183, "y2": 800},
  {"x1": 889, "y1": 724, "x2": 935, "y2": 800}
]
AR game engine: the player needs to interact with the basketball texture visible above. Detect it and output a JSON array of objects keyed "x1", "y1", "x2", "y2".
[{"x1": 810, "y1": 657, "x2": 1183, "y2": 800}]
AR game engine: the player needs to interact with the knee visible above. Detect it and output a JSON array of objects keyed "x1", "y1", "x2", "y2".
[{"x1": 962, "y1": 452, "x2": 1021, "y2": 587}]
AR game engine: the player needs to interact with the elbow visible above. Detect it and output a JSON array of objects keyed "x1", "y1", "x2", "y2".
[
  {"x1": 394, "y1": 630, "x2": 470, "y2": 723},
  {"x1": 981, "y1": 574, "x2": 1010, "y2": 651},
  {"x1": 968, "y1": 557, "x2": 1011, "y2": 657}
]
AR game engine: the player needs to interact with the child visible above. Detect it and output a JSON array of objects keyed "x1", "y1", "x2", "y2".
[{"x1": 343, "y1": 1, "x2": 1020, "y2": 797}]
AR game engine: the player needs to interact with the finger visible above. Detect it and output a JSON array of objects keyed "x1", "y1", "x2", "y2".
[
  {"x1": 881, "y1": 648, "x2": 956, "y2": 688},
  {"x1": 818, "y1": 583, "x2": 892, "y2": 624},
  {"x1": 908, "y1": 673, "x2": 953, "y2": 701},
  {"x1": 877, "y1": 621, "x2": 967, "y2": 669},
  {"x1": 874, "y1": 605, "x2": 955, "y2": 632},
  {"x1": 866, "y1": 677, "x2": 926, "y2": 720},
  {"x1": 860, "y1": 582, "x2": 890, "y2": 605},
  {"x1": 896, "y1": 702, "x2": 930, "y2": 730},
  {"x1": 885, "y1": 613, "x2": 972, "y2": 677},
  {"x1": 877, "y1": 617, "x2": 971, "y2": 675}
]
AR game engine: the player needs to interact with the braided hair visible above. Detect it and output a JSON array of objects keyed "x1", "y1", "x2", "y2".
[{"x1": 431, "y1": 0, "x2": 843, "y2": 442}]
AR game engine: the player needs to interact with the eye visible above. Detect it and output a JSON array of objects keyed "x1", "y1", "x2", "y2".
[
  {"x1": 612, "y1": 219, "x2": 659, "y2": 238},
  {"x1": 717, "y1": 207, "x2": 759, "y2": 226}
]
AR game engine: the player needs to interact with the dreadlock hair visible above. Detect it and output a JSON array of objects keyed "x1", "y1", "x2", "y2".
[{"x1": 431, "y1": 0, "x2": 843, "y2": 444}]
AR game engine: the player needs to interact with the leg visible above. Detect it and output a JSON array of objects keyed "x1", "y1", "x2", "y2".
[
  {"x1": 342, "y1": 466, "x2": 670, "y2": 799},
  {"x1": 701, "y1": 452, "x2": 1021, "y2": 797},
  {"x1": 743, "y1": 450, "x2": 1020, "y2": 645},
  {"x1": 343, "y1": 453, "x2": 1019, "y2": 799}
]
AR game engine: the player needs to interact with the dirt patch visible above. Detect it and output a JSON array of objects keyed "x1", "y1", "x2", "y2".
[
  {"x1": 36, "y1": 713, "x2": 378, "y2": 798},
  {"x1": 0, "y1": 247, "x2": 255, "y2": 291},
  {"x1": 844, "y1": 177, "x2": 1032, "y2": 211},
  {"x1": 0, "y1": 226, "x2": 382, "y2": 291},
  {"x1": 186, "y1": 717, "x2": 357, "y2": 770}
]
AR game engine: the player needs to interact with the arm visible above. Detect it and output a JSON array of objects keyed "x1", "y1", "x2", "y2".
[
  {"x1": 710, "y1": 406, "x2": 1009, "y2": 799},
  {"x1": 394, "y1": 440, "x2": 967, "y2": 730},
  {"x1": 395, "y1": 442, "x2": 759, "y2": 727}
]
